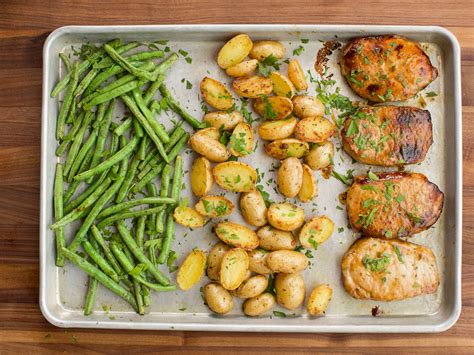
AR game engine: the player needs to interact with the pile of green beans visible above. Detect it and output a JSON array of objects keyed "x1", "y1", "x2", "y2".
[{"x1": 50, "y1": 39, "x2": 200, "y2": 315}]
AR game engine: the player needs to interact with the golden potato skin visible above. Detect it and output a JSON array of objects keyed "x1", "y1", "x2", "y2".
[
  {"x1": 341, "y1": 237, "x2": 439, "y2": 301},
  {"x1": 341, "y1": 106, "x2": 433, "y2": 166},
  {"x1": 307, "y1": 284, "x2": 333, "y2": 316},
  {"x1": 346, "y1": 172, "x2": 444, "y2": 238},
  {"x1": 243, "y1": 292, "x2": 276, "y2": 316},
  {"x1": 204, "y1": 283, "x2": 234, "y2": 314},
  {"x1": 240, "y1": 190, "x2": 268, "y2": 227},
  {"x1": 277, "y1": 157, "x2": 303, "y2": 198},
  {"x1": 275, "y1": 273, "x2": 305, "y2": 310},
  {"x1": 340, "y1": 35, "x2": 438, "y2": 102}
]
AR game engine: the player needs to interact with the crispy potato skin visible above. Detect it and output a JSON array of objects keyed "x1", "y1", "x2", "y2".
[
  {"x1": 341, "y1": 106, "x2": 433, "y2": 166},
  {"x1": 341, "y1": 35, "x2": 438, "y2": 102},
  {"x1": 346, "y1": 172, "x2": 444, "y2": 238},
  {"x1": 341, "y1": 237, "x2": 439, "y2": 301}
]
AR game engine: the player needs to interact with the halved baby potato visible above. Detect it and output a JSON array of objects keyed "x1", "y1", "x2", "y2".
[
  {"x1": 226, "y1": 59, "x2": 259, "y2": 77},
  {"x1": 189, "y1": 128, "x2": 230, "y2": 162},
  {"x1": 307, "y1": 284, "x2": 333, "y2": 316},
  {"x1": 267, "y1": 202, "x2": 305, "y2": 231},
  {"x1": 203, "y1": 111, "x2": 244, "y2": 131},
  {"x1": 195, "y1": 195, "x2": 234, "y2": 218},
  {"x1": 230, "y1": 122, "x2": 254, "y2": 157},
  {"x1": 292, "y1": 95, "x2": 325, "y2": 118},
  {"x1": 298, "y1": 164, "x2": 318, "y2": 202},
  {"x1": 207, "y1": 242, "x2": 231, "y2": 281},
  {"x1": 277, "y1": 157, "x2": 303, "y2": 198},
  {"x1": 190, "y1": 157, "x2": 214, "y2": 196},
  {"x1": 176, "y1": 250, "x2": 207, "y2": 291},
  {"x1": 250, "y1": 41, "x2": 286, "y2": 61},
  {"x1": 220, "y1": 248, "x2": 249, "y2": 290},
  {"x1": 288, "y1": 59, "x2": 308, "y2": 91},
  {"x1": 266, "y1": 250, "x2": 308, "y2": 273},
  {"x1": 215, "y1": 221, "x2": 259, "y2": 250},
  {"x1": 253, "y1": 96, "x2": 293, "y2": 120},
  {"x1": 232, "y1": 76, "x2": 273, "y2": 98},
  {"x1": 240, "y1": 189, "x2": 268, "y2": 227},
  {"x1": 295, "y1": 116, "x2": 337, "y2": 143},
  {"x1": 217, "y1": 34, "x2": 253, "y2": 69},
  {"x1": 299, "y1": 215, "x2": 334, "y2": 249},
  {"x1": 257, "y1": 225, "x2": 296, "y2": 251},
  {"x1": 213, "y1": 161, "x2": 257, "y2": 192},
  {"x1": 304, "y1": 142, "x2": 334, "y2": 170},
  {"x1": 265, "y1": 138, "x2": 309, "y2": 159},
  {"x1": 173, "y1": 206, "x2": 206, "y2": 228},
  {"x1": 248, "y1": 249, "x2": 272, "y2": 274},
  {"x1": 200, "y1": 77, "x2": 234, "y2": 110},
  {"x1": 258, "y1": 117, "x2": 297, "y2": 141},
  {"x1": 270, "y1": 72, "x2": 295, "y2": 98}
]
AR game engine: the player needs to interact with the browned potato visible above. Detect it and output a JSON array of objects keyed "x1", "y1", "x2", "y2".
[
  {"x1": 220, "y1": 248, "x2": 249, "y2": 290},
  {"x1": 236, "y1": 275, "x2": 269, "y2": 299},
  {"x1": 173, "y1": 206, "x2": 206, "y2": 228},
  {"x1": 213, "y1": 161, "x2": 257, "y2": 192},
  {"x1": 203, "y1": 111, "x2": 244, "y2": 131},
  {"x1": 240, "y1": 189, "x2": 268, "y2": 227},
  {"x1": 307, "y1": 284, "x2": 333, "y2": 315},
  {"x1": 292, "y1": 95, "x2": 325, "y2": 118},
  {"x1": 204, "y1": 283, "x2": 234, "y2": 314},
  {"x1": 295, "y1": 116, "x2": 337, "y2": 143},
  {"x1": 190, "y1": 157, "x2": 214, "y2": 197},
  {"x1": 253, "y1": 96, "x2": 293, "y2": 120},
  {"x1": 195, "y1": 195, "x2": 234, "y2": 218},
  {"x1": 267, "y1": 202, "x2": 305, "y2": 231},
  {"x1": 226, "y1": 59, "x2": 259, "y2": 77},
  {"x1": 207, "y1": 242, "x2": 231, "y2": 281},
  {"x1": 304, "y1": 142, "x2": 334, "y2": 170},
  {"x1": 266, "y1": 250, "x2": 309, "y2": 273},
  {"x1": 275, "y1": 273, "x2": 305, "y2": 310},
  {"x1": 277, "y1": 157, "x2": 303, "y2": 198},
  {"x1": 288, "y1": 59, "x2": 308, "y2": 91},
  {"x1": 265, "y1": 138, "x2": 309, "y2": 159},
  {"x1": 243, "y1": 292, "x2": 276, "y2": 316},
  {"x1": 257, "y1": 225, "x2": 296, "y2": 251},
  {"x1": 229, "y1": 122, "x2": 254, "y2": 157},
  {"x1": 215, "y1": 221, "x2": 259, "y2": 250},
  {"x1": 270, "y1": 71, "x2": 295, "y2": 98},
  {"x1": 298, "y1": 164, "x2": 318, "y2": 202},
  {"x1": 299, "y1": 215, "x2": 334, "y2": 249},
  {"x1": 248, "y1": 249, "x2": 272, "y2": 274},
  {"x1": 200, "y1": 77, "x2": 234, "y2": 110},
  {"x1": 232, "y1": 76, "x2": 273, "y2": 98},
  {"x1": 250, "y1": 41, "x2": 286, "y2": 61},
  {"x1": 258, "y1": 117, "x2": 297, "y2": 141},
  {"x1": 176, "y1": 250, "x2": 206, "y2": 290},
  {"x1": 189, "y1": 128, "x2": 230, "y2": 162},
  {"x1": 217, "y1": 34, "x2": 253, "y2": 69}
]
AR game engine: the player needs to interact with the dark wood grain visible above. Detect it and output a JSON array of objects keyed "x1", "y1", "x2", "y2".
[{"x1": 0, "y1": 0, "x2": 472, "y2": 352}]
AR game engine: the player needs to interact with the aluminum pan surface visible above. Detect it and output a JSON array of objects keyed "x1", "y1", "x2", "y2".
[{"x1": 40, "y1": 25, "x2": 462, "y2": 332}]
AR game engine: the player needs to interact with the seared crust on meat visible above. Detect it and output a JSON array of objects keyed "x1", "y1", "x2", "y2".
[
  {"x1": 341, "y1": 106, "x2": 433, "y2": 166},
  {"x1": 341, "y1": 237, "x2": 439, "y2": 301},
  {"x1": 341, "y1": 35, "x2": 438, "y2": 102},
  {"x1": 346, "y1": 172, "x2": 444, "y2": 238}
]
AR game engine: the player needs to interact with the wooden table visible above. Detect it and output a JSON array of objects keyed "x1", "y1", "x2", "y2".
[{"x1": 0, "y1": 0, "x2": 472, "y2": 352}]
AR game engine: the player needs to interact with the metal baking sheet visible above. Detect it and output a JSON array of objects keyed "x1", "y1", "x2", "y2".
[{"x1": 40, "y1": 25, "x2": 462, "y2": 332}]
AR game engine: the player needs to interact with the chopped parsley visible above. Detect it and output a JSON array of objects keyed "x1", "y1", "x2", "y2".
[
  {"x1": 293, "y1": 45, "x2": 305, "y2": 56},
  {"x1": 362, "y1": 253, "x2": 391, "y2": 272},
  {"x1": 394, "y1": 245, "x2": 404, "y2": 263},
  {"x1": 257, "y1": 54, "x2": 280, "y2": 77},
  {"x1": 426, "y1": 91, "x2": 438, "y2": 97}
]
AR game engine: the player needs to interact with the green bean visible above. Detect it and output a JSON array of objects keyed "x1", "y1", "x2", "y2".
[
  {"x1": 61, "y1": 247, "x2": 137, "y2": 310},
  {"x1": 59, "y1": 53, "x2": 72, "y2": 72},
  {"x1": 83, "y1": 80, "x2": 143, "y2": 111},
  {"x1": 104, "y1": 44, "x2": 157, "y2": 82},
  {"x1": 121, "y1": 94, "x2": 169, "y2": 163},
  {"x1": 83, "y1": 239, "x2": 120, "y2": 282},
  {"x1": 137, "y1": 135, "x2": 149, "y2": 160},
  {"x1": 97, "y1": 206, "x2": 165, "y2": 230},
  {"x1": 54, "y1": 163, "x2": 66, "y2": 267},
  {"x1": 51, "y1": 60, "x2": 91, "y2": 98},
  {"x1": 74, "y1": 68, "x2": 99, "y2": 98},
  {"x1": 133, "y1": 279, "x2": 145, "y2": 315},
  {"x1": 137, "y1": 149, "x2": 156, "y2": 171},
  {"x1": 56, "y1": 62, "x2": 79, "y2": 140},
  {"x1": 114, "y1": 117, "x2": 133, "y2": 136},
  {"x1": 143, "y1": 74, "x2": 164, "y2": 105},
  {"x1": 96, "y1": 62, "x2": 155, "y2": 97},
  {"x1": 90, "y1": 226, "x2": 124, "y2": 278},
  {"x1": 160, "y1": 83, "x2": 206, "y2": 129},
  {"x1": 51, "y1": 177, "x2": 112, "y2": 230},
  {"x1": 64, "y1": 170, "x2": 108, "y2": 214},
  {"x1": 65, "y1": 99, "x2": 77, "y2": 124},
  {"x1": 84, "y1": 275, "x2": 99, "y2": 316},
  {"x1": 99, "y1": 197, "x2": 175, "y2": 219},
  {"x1": 132, "y1": 88, "x2": 169, "y2": 143},
  {"x1": 88, "y1": 100, "x2": 114, "y2": 178},
  {"x1": 115, "y1": 154, "x2": 141, "y2": 203},
  {"x1": 149, "y1": 52, "x2": 179, "y2": 79},
  {"x1": 136, "y1": 216, "x2": 146, "y2": 249},
  {"x1": 156, "y1": 164, "x2": 172, "y2": 233},
  {"x1": 93, "y1": 41, "x2": 142, "y2": 69},
  {"x1": 67, "y1": 128, "x2": 98, "y2": 182},
  {"x1": 146, "y1": 182, "x2": 158, "y2": 234},
  {"x1": 133, "y1": 119, "x2": 144, "y2": 138},
  {"x1": 116, "y1": 221, "x2": 170, "y2": 285},
  {"x1": 127, "y1": 50, "x2": 164, "y2": 62},
  {"x1": 56, "y1": 112, "x2": 85, "y2": 157},
  {"x1": 158, "y1": 214, "x2": 175, "y2": 265},
  {"x1": 73, "y1": 136, "x2": 138, "y2": 181}
]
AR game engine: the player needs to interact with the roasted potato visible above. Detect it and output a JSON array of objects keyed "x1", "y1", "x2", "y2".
[
  {"x1": 204, "y1": 283, "x2": 234, "y2": 314},
  {"x1": 196, "y1": 126, "x2": 220, "y2": 140},
  {"x1": 253, "y1": 96, "x2": 293, "y2": 120},
  {"x1": 292, "y1": 95, "x2": 325, "y2": 118},
  {"x1": 270, "y1": 71, "x2": 295, "y2": 98},
  {"x1": 220, "y1": 248, "x2": 249, "y2": 290},
  {"x1": 173, "y1": 206, "x2": 206, "y2": 228},
  {"x1": 200, "y1": 77, "x2": 234, "y2": 110},
  {"x1": 304, "y1": 142, "x2": 334, "y2": 170},
  {"x1": 203, "y1": 111, "x2": 244, "y2": 131},
  {"x1": 295, "y1": 116, "x2": 337, "y2": 143},
  {"x1": 232, "y1": 76, "x2": 273, "y2": 98},
  {"x1": 236, "y1": 275, "x2": 269, "y2": 299},
  {"x1": 275, "y1": 273, "x2": 305, "y2": 310},
  {"x1": 243, "y1": 292, "x2": 276, "y2": 316},
  {"x1": 195, "y1": 195, "x2": 234, "y2": 218},
  {"x1": 213, "y1": 161, "x2": 257, "y2": 192},
  {"x1": 217, "y1": 34, "x2": 253, "y2": 69},
  {"x1": 258, "y1": 117, "x2": 297, "y2": 141},
  {"x1": 226, "y1": 59, "x2": 259, "y2": 77},
  {"x1": 277, "y1": 157, "x2": 303, "y2": 198},
  {"x1": 190, "y1": 157, "x2": 214, "y2": 196},
  {"x1": 267, "y1": 202, "x2": 305, "y2": 231},
  {"x1": 299, "y1": 215, "x2": 334, "y2": 249},
  {"x1": 207, "y1": 242, "x2": 231, "y2": 281},
  {"x1": 240, "y1": 189, "x2": 268, "y2": 227},
  {"x1": 307, "y1": 284, "x2": 333, "y2": 316},
  {"x1": 298, "y1": 164, "x2": 318, "y2": 202},
  {"x1": 265, "y1": 138, "x2": 309, "y2": 160},
  {"x1": 288, "y1": 59, "x2": 308, "y2": 91},
  {"x1": 189, "y1": 128, "x2": 230, "y2": 162},
  {"x1": 257, "y1": 225, "x2": 296, "y2": 251},
  {"x1": 266, "y1": 250, "x2": 309, "y2": 273},
  {"x1": 229, "y1": 122, "x2": 254, "y2": 157},
  {"x1": 250, "y1": 41, "x2": 286, "y2": 61},
  {"x1": 248, "y1": 249, "x2": 272, "y2": 274},
  {"x1": 176, "y1": 250, "x2": 206, "y2": 290},
  {"x1": 215, "y1": 221, "x2": 259, "y2": 250}
]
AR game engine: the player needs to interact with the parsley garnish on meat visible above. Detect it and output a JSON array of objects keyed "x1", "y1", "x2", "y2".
[{"x1": 362, "y1": 253, "x2": 391, "y2": 272}]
